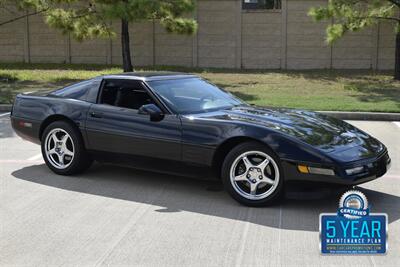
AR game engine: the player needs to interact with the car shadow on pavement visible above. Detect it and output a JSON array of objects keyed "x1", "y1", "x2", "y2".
[{"x1": 12, "y1": 163, "x2": 400, "y2": 232}]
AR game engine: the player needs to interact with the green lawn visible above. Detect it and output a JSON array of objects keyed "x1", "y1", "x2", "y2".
[{"x1": 1, "y1": 63, "x2": 399, "y2": 112}]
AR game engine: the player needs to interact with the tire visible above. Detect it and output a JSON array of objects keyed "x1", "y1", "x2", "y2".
[
  {"x1": 221, "y1": 141, "x2": 284, "y2": 207},
  {"x1": 41, "y1": 120, "x2": 93, "y2": 175}
]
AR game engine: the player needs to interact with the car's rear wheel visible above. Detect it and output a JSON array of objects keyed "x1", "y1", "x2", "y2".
[
  {"x1": 41, "y1": 121, "x2": 92, "y2": 175},
  {"x1": 221, "y1": 142, "x2": 284, "y2": 206}
]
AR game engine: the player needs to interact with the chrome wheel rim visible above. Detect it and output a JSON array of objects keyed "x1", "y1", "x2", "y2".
[
  {"x1": 230, "y1": 151, "x2": 280, "y2": 200},
  {"x1": 44, "y1": 128, "x2": 75, "y2": 169}
]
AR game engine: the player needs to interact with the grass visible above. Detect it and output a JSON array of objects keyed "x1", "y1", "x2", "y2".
[{"x1": 1, "y1": 62, "x2": 399, "y2": 112}]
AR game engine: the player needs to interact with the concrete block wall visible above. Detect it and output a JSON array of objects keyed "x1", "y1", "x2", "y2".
[
  {"x1": 71, "y1": 39, "x2": 108, "y2": 64},
  {"x1": 155, "y1": 22, "x2": 193, "y2": 67},
  {"x1": 285, "y1": 0, "x2": 396, "y2": 70},
  {"x1": 378, "y1": 21, "x2": 396, "y2": 70},
  {"x1": 286, "y1": 0, "x2": 331, "y2": 69},
  {"x1": 111, "y1": 21, "x2": 154, "y2": 66},
  {"x1": 197, "y1": 0, "x2": 238, "y2": 68},
  {"x1": 28, "y1": 13, "x2": 66, "y2": 63},
  {"x1": 242, "y1": 11, "x2": 282, "y2": 69},
  {"x1": 0, "y1": 6, "x2": 25, "y2": 62},
  {"x1": 0, "y1": 0, "x2": 396, "y2": 70},
  {"x1": 332, "y1": 29, "x2": 374, "y2": 69}
]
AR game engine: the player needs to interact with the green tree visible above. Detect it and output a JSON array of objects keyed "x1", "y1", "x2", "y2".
[
  {"x1": 0, "y1": 0, "x2": 198, "y2": 72},
  {"x1": 309, "y1": 0, "x2": 400, "y2": 80}
]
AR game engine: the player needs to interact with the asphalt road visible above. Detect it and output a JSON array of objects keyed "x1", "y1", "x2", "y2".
[{"x1": 1, "y1": 112, "x2": 399, "y2": 267}]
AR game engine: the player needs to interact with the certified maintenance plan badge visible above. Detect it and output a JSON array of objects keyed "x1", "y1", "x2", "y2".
[{"x1": 320, "y1": 190, "x2": 388, "y2": 254}]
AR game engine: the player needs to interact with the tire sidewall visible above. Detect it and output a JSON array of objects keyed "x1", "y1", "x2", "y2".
[
  {"x1": 41, "y1": 121, "x2": 88, "y2": 175},
  {"x1": 221, "y1": 141, "x2": 284, "y2": 206}
]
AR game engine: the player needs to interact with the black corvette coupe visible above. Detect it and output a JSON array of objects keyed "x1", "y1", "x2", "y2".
[{"x1": 11, "y1": 72, "x2": 391, "y2": 206}]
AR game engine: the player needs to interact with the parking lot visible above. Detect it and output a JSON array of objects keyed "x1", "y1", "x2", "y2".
[{"x1": 1, "y1": 112, "x2": 399, "y2": 266}]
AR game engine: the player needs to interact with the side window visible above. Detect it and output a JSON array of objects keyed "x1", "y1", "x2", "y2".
[
  {"x1": 100, "y1": 79, "x2": 155, "y2": 110},
  {"x1": 86, "y1": 79, "x2": 102, "y2": 103},
  {"x1": 50, "y1": 80, "x2": 94, "y2": 100}
]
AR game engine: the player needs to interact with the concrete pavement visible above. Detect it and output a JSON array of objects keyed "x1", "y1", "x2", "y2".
[{"x1": 0, "y1": 113, "x2": 399, "y2": 266}]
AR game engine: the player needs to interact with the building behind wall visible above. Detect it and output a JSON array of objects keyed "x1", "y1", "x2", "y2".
[{"x1": 0, "y1": 0, "x2": 395, "y2": 70}]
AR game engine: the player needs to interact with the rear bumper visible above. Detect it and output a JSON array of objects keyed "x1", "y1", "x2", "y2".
[
  {"x1": 10, "y1": 115, "x2": 41, "y2": 144},
  {"x1": 283, "y1": 151, "x2": 391, "y2": 186}
]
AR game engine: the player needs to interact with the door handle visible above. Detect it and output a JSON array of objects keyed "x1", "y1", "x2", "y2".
[{"x1": 90, "y1": 112, "x2": 103, "y2": 118}]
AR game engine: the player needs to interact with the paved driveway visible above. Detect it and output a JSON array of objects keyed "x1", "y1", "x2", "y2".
[{"x1": 1, "y1": 112, "x2": 399, "y2": 266}]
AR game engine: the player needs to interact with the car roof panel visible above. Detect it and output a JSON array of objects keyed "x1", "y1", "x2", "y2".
[{"x1": 101, "y1": 72, "x2": 198, "y2": 81}]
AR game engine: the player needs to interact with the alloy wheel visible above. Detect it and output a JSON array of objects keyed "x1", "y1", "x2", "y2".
[
  {"x1": 44, "y1": 128, "x2": 75, "y2": 169},
  {"x1": 229, "y1": 151, "x2": 280, "y2": 200}
]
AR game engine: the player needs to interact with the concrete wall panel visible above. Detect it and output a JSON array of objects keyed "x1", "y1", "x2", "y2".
[
  {"x1": 286, "y1": 0, "x2": 331, "y2": 69},
  {"x1": 197, "y1": 0, "x2": 237, "y2": 68},
  {"x1": 0, "y1": 1, "x2": 395, "y2": 70},
  {"x1": 155, "y1": 23, "x2": 193, "y2": 67},
  {"x1": 378, "y1": 21, "x2": 396, "y2": 70},
  {"x1": 111, "y1": 21, "x2": 153, "y2": 66},
  {"x1": 0, "y1": 7, "x2": 25, "y2": 62},
  {"x1": 332, "y1": 30, "x2": 373, "y2": 69},
  {"x1": 28, "y1": 14, "x2": 66, "y2": 63},
  {"x1": 71, "y1": 39, "x2": 108, "y2": 64},
  {"x1": 242, "y1": 9, "x2": 281, "y2": 69}
]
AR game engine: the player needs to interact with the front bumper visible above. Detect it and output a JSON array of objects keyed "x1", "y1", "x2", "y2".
[{"x1": 283, "y1": 151, "x2": 391, "y2": 185}]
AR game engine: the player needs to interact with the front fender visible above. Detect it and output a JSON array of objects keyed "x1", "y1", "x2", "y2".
[{"x1": 181, "y1": 116, "x2": 335, "y2": 167}]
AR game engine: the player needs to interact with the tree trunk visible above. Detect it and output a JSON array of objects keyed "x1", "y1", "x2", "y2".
[
  {"x1": 121, "y1": 18, "x2": 133, "y2": 72},
  {"x1": 395, "y1": 31, "x2": 400, "y2": 80}
]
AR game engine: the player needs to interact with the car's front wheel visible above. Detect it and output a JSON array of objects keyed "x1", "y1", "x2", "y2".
[
  {"x1": 41, "y1": 121, "x2": 92, "y2": 175},
  {"x1": 221, "y1": 142, "x2": 284, "y2": 206}
]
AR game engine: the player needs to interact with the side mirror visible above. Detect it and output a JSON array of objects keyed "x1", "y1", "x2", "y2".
[{"x1": 138, "y1": 104, "x2": 164, "y2": 121}]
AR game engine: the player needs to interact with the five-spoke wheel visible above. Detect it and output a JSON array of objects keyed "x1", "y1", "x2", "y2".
[
  {"x1": 44, "y1": 128, "x2": 75, "y2": 169},
  {"x1": 222, "y1": 142, "x2": 283, "y2": 206},
  {"x1": 41, "y1": 120, "x2": 92, "y2": 175},
  {"x1": 230, "y1": 151, "x2": 280, "y2": 200}
]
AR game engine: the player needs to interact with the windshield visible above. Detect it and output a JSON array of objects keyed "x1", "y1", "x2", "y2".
[{"x1": 147, "y1": 78, "x2": 244, "y2": 114}]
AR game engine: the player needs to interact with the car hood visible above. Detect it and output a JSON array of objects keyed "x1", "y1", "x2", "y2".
[{"x1": 196, "y1": 106, "x2": 384, "y2": 159}]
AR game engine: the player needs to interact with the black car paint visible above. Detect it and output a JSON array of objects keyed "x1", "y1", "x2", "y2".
[
  {"x1": 85, "y1": 104, "x2": 182, "y2": 161},
  {"x1": 11, "y1": 73, "x2": 390, "y2": 185}
]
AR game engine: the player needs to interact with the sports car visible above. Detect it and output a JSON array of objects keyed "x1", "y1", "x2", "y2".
[{"x1": 10, "y1": 72, "x2": 391, "y2": 206}]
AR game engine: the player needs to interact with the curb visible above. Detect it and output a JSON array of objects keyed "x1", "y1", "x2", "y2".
[
  {"x1": 0, "y1": 104, "x2": 12, "y2": 112},
  {"x1": 319, "y1": 111, "x2": 400, "y2": 121},
  {"x1": 0, "y1": 103, "x2": 399, "y2": 121}
]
